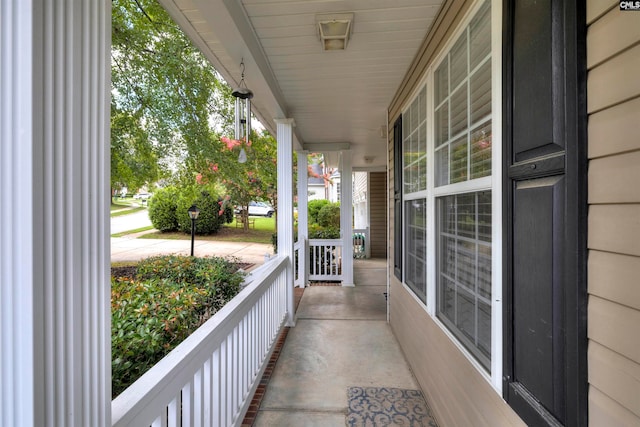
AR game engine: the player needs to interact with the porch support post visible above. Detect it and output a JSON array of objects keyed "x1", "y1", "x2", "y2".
[
  {"x1": 0, "y1": 1, "x2": 111, "y2": 425},
  {"x1": 296, "y1": 151, "x2": 309, "y2": 288},
  {"x1": 276, "y1": 119, "x2": 296, "y2": 326},
  {"x1": 340, "y1": 151, "x2": 354, "y2": 286}
]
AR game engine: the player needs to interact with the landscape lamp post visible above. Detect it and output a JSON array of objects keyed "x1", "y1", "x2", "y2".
[{"x1": 188, "y1": 204, "x2": 200, "y2": 256}]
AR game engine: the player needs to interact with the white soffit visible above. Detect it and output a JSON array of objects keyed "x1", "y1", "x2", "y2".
[{"x1": 161, "y1": 0, "x2": 445, "y2": 168}]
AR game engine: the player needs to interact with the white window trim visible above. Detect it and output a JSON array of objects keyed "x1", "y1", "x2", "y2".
[
  {"x1": 489, "y1": 0, "x2": 503, "y2": 393},
  {"x1": 399, "y1": 0, "x2": 503, "y2": 394}
]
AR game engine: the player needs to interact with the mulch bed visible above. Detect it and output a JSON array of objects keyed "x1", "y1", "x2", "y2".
[{"x1": 111, "y1": 265, "x2": 138, "y2": 278}]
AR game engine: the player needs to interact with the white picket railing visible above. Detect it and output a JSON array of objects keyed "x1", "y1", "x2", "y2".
[
  {"x1": 308, "y1": 238, "x2": 343, "y2": 281},
  {"x1": 293, "y1": 238, "x2": 307, "y2": 287},
  {"x1": 112, "y1": 255, "x2": 291, "y2": 427}
]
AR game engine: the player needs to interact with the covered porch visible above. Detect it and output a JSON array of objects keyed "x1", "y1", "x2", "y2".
[
  {"x1": 248, "y1": 259, "x2": 435, "y2": 426},
  {"x1": 1, "y1": 0, "x2": 441, "y2": 426},
  {"x1": 112, "y1": 259, "x2": 438, "y2": 426}
]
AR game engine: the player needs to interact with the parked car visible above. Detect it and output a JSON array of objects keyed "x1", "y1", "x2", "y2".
[
  {"x1": 236, "y1": 201, "x2": 275, "y2": 217},
  {"x1": 133, "y1": 192, "x2": 152, "y2": 200}
]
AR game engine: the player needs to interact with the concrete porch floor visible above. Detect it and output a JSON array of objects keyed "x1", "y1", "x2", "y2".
[{"x1": 251, "y1": 259, "x2": 433, "y2": 426}]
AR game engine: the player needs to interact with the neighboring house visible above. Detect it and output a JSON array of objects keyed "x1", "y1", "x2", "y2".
[
  {"x1": 327, "y1": 170, "x2": 340, "y2": 203},
  {"x1": 307, "y1": 163, "x2": 326, "y2": 201},
  {"x1": 2, "y1": 1, "x2": 638, "y2": 426},
  {"x1": 353, "y1": 172, "x2": 368, "y2": 230}
]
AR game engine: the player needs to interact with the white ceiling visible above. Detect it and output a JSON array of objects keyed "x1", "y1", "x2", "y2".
[{"x1": 160, "y1": 0, "x2": 444, "y2": 169}]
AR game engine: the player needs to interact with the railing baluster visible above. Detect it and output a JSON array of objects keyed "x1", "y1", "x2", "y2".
[
  {"x1": 233, "y1": 325, "x2": 239, "y2": 418},
  {"x1": 226, "y1": 335, "x2": 232, "y2": 426},
  {"x1": 194, "y1": 368, "x2": 203, "y2": 427},
  {"x1": 212, "y1": 349, "x2": 221, "y2": 427},
  {"x1": 203, "y1": 359, "x2": 211, "y2": 426},
  {"x1": 240, "y1": 318, "x2": 246, "y2": 402},
  {"x1": 182, "y1": 382, "x2": 193, "y2": 427},
  {"x1": 167, "y1": 393, "x2": 180, "y2": 427}
]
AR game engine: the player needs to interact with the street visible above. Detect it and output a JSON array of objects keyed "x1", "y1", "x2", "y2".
[{"x1": 110, "y1": 208, "x2": 152, "y2": 234}]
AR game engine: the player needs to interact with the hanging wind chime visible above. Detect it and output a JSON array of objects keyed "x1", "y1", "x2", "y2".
[{"x1": 232, "y1": 59, "x2": 253, "y2": 163}]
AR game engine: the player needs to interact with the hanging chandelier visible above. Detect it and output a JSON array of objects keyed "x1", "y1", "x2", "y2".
[{"x1": 232, "y1": 59, "x2": 253, "y2": 163}]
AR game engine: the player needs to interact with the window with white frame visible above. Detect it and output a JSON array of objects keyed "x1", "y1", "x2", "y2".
[
  {"x1": 437, "y1": 192, "x2": 492, "y2": 369},
  {"x1": 403, "y1": 87, "x2": 427, "y2": 303},
  {"x1": 400, "y1": 0, "x2": 495, "y2": 374}
]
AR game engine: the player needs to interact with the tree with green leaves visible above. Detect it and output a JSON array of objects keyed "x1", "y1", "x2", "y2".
[
  {"x1": 111, "y1": 0, "x2": 234, "y2": 194},
  {"x1": 112, "y1": 0, "x2": 278, "y2": 223},
  {"x1": 195, "y1": 129, "x2": 277, "y2": 231},
  {"x1": 111, "y1": 105, "x2": 160, "y2": 195}
]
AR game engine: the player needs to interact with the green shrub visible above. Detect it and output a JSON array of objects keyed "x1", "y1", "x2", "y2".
[
  {"x1": 317, "y1": 203, "x2": 340, "y2": 228},
  {"x1": 308, "y1": 199, "x2": 330, "y2": 224},
  {"x1": 150, "y1": 185, "x2": 229, "y2": 235},
  {"x1": 148, "y1": 186, "x2": 180, "y2": 231},
  {"x1": 176, "y1": 189, "x2": 226, "y2": 235},
  {"x1": 309, "y1": 225, "x2": 340, "y2": 239},
  {"x1": 111, "y1": 255, "x2": 244, "y2": 397}
]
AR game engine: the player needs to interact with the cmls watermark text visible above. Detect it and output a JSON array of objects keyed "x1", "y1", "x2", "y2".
[{"x1": 620, "y1": 1, "x2": 640, "y2": 10}]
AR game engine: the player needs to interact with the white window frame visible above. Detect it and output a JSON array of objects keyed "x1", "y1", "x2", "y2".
[{"x1": 399, "y1": 0, "x2": 502, "y2": 393}]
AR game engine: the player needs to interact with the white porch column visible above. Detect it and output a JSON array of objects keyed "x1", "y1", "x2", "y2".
[
  {"x1": 1, "y1": 1, "x2": 111, "y2": 426},
  {"x1": 340, "y1": 151, "x2": 354, "y2": 286},
  {"x1": 296, "y1": 151, "x2": 309, "y2": 288},
  {"x1": 276, "y1": 119, "x2": 296, "y2": 326}
]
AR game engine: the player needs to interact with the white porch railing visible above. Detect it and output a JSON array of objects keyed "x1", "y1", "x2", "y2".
[
  {"x1": 308, "y1": 239, "x2": 343, "y2": 281},
  {"x1": 112, "y1": 255, "x2": 291, "y2": 427},
  {"x1": 293, "y1": 237, "x2": 308, "y2": 287}
]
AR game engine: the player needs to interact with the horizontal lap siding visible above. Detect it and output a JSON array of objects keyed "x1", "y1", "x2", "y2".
[
  {"x1": 369, "y1": 172, "x2": 387, "y2": 258},
  {"x1": 387, "y1": 1, "x2": 523, "y2": 425},
  {"x1": 389, "y1": 280, "x2": 525, "y2": 426},
  {"x1": 587, "y1": 0, "x2": 640, "y2": 424}
]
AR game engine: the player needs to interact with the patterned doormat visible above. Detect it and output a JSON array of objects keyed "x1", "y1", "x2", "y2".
[{"x1": 346, "y1": 387, "x2": 438, "y2": 427}]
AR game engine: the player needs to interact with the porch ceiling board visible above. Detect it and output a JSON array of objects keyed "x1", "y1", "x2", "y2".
[{"x1": 159, "y1": 0, "x2": 445, "y2": 168}]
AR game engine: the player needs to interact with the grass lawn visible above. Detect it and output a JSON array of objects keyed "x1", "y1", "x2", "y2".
[
  {"x1": 139, "y1": 216, "x2": 276, "y2": 244},
  {"x1": 111, "y1": 203, "x2": 129, "y2": 212},
  {"x1": 111, "y1": 197, "x2": 148, "y2": 217}
]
